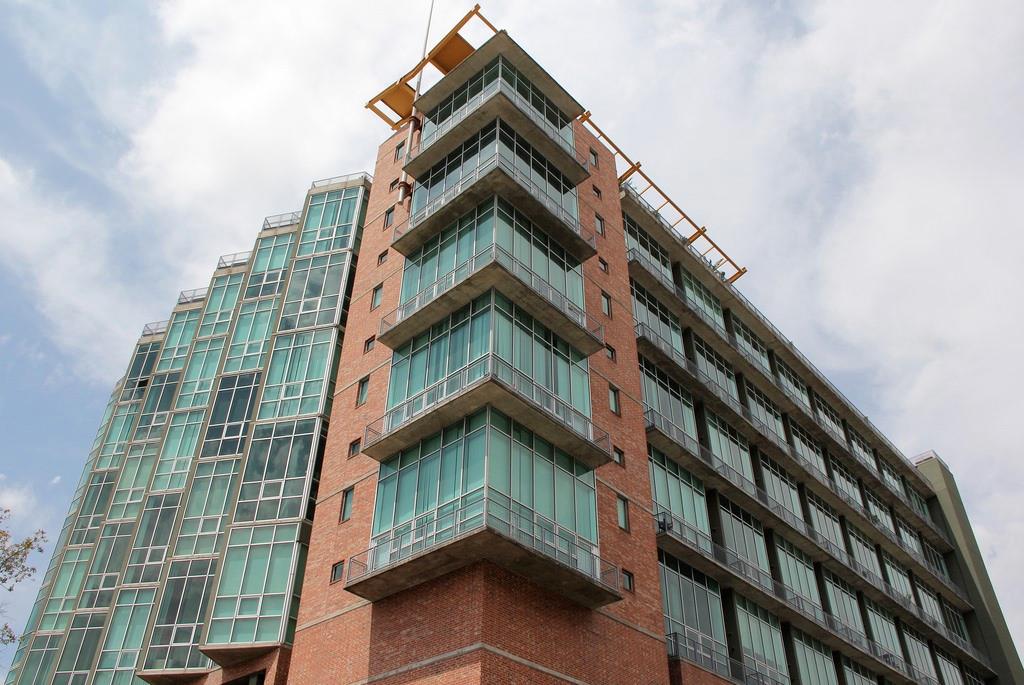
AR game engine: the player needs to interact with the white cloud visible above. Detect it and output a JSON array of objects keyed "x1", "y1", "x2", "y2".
[
  {"x1": 2, "y1": 0, "x2": 1022, "y2": 662},
  {"x1": 0, "y1": 159, "x2": 148, "y2": 381},
  {"x1": 0, "y1": 473, "x2": 57, "y2": 540}
]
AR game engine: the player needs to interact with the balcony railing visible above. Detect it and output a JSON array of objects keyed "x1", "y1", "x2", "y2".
[
  {"x1": 622, "y1": 187, "x2": 953, "y2": 549},
  {"x1": 415, "y1": 78, "x2": 582, "y2": 167},
  {"x1": 402, "y1": 150, "x2": 592, "y2": 251},
  {"x1": 643, "y1": 406, "x2": 962, "y2": 647},
  {"x1": 380, "y1": 243, "x2": 603, "y2": 346},
  {"x1": 262, "y1": 211, "x2": 301, "y2": 230},
  {"x1": 346, "y1": 489, "x2": 619, "y2": 593},
  {"x1": 645, "y1": 408, "x2": 811, "y2": 544},
  {"x1": 177, "y1": 288, "x2": 208, "y2": 305},
  {"x1": 655, "y1": 510, "x2": 921, "y2": 682},
  {"x1": 629, "y1": 265, "x2": 964, "y2": 598},
  {"x1": 364, "y1": 354, "x2": 611, "y2": 459},
  {"x1": 665, "y1": 629, "x2": 743, "y2": 684},
  {"x1": 622, "y1": 184, "x2": 927, "y2": 490},
  {"x1": 141, "y1": 320, "x2": 168, "y2": 336},
  {"x1": 627, "y1": 248, "x2": 730, "y2": 341},
  {"x1": 635, "y1": 321, "x2": 791, "y2": 460},
  {"x1": 217, "y1": 251, "x2": 251, "y2": 269},
  {"x1": 643, "y1": 406, "x2": 701, "y2": 458},
  {"x1": 310, "y1": 171, "x2": 373, "y2": 189}
]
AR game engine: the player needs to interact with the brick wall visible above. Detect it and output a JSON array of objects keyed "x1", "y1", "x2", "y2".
[{"x1": 283, "y1": 118, "x2": 727, "y2": 684}]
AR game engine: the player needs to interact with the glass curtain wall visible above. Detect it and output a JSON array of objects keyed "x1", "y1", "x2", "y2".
[
  {"x1": 387, "y1": 291, "x2": 591, "y2": 417},
  {"x1": 370, "y1": 407, "x2": 598, "y2": 556},
  {"x1": 411, "y1": 120, "x2": 579, "y2": 223},
  {"x1": 659, "y1": 551, "x2": 727, "y2": 665},
  {"x1": 8, "y1": 179, "x2": 368, "y2": 685},
  {"x1": 420, "y1": 55, "x2": 574, "y2": 149},
  {"x1": 400, "y1": 197, "x2": 583, "y2": 309},
  {"x1": 649, "y1": 445, "x2": 710, "y2": 537}
]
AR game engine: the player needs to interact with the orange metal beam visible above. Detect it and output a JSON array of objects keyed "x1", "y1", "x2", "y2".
[
  {"x1": 581, "y1": 114, "x2": 745, "y2": 281},
  {"x1": 365, "y1": 4, "x2": 497, "y2": 129},
  {"x1": 364, "y1": 6, "x2": 747, "y2": 283}
]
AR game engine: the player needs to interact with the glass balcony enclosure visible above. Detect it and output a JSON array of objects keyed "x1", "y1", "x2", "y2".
[
  {"x1": 421, "y1": 56, "x2": 573, "y2": 153},
  {"x1": 347, "y1": 408, "x2": 619, "y2": 608},
  {"x1": 412, "y1": 120, "x2": 578, "y2": 226},
  {"x1": 401, "y1": 197, "x2": 582, "y2": 309},
  {"x1": 396, "y1": 120, "x2": 595, "y2": 261},
  {"x1": 385, "y1": 291, "x2": 591, "y2": 415},
  {"x1": 380, "y1": 197, "x2": 602, "y2": 353},
  {"x1": 365, "y1": 291, "x2": 612, "y2": 469},
  {"x1": 406, "y1": 55, "x2": 588, "y2": 185}
]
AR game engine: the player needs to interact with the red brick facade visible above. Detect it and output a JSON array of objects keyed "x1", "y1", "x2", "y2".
[{"x1": 281, "y1": 119, "x2": 683, "y2": 685}]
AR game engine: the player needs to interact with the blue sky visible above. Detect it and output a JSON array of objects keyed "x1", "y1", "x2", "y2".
[{"x1": 2, "y1": 0, "x2": 1022, "y2": 667}]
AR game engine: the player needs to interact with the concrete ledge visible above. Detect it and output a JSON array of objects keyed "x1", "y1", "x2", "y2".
[
  {"x1": 199, "y1": 642, "x2": 278, "y2": 669},
  {"x1": 415, "y1": 32, "x2": 584, "y2": 120},
  {"x1": 136, "y1": 668, "x2": 212, "y2": 685},
  {"x1": 346, "y1": 526, "x2": 620, "y2": 609},
  {"x1": 379, "y1": 259, "x2": 603, "y2": 355},
  {"x1": 396, "y1": 163, "x2": 595, "y2": 261},
  {"x1": 363, "y1": 380, "x2": 612, "y2": 470},
  {"x1": 404, "y1": 88, "x2": 588, "y2": 186}
]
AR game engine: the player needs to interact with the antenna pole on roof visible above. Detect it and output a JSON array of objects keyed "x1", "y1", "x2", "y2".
[
  {"x1": 398, "y1": 0, "x2": 435, "y2": 203},
  {"x1": 415, "y1": 0, "x2": 436, "y2": 99}
]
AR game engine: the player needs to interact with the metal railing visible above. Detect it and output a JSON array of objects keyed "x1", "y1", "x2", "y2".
[
  {"x1": 656, "y1": 510, "x2": 919, "y2": 681},
  {"x1": 629, "y1": 261, "x2": 963, "y2": 598},
  {"x1": 262, "y1": 211, "x2": 301, "y2": 230},
  {"x1": 364, "y1": 354, "x2": 611, "y2": 457},
  {"x1": 217, "y1": 251, "x2": 251, "y2": 269},
  {"x1": 628, "y1": 248, "x2": 730, "y2": 340},
  {"x1": 380, "y1": 243, "x2": 603, "y2": 344},
  {"x1": 665, "y1": 629, "x2": 745, "y2": 683},
  {"x1": 622, "y1": 182, "x2": 936, "y2": 492},
  {"x1": 645, "y1": 408, "x2": 808, "y2": 541},
  {"x1": 644, "y1": 400, "x2": 954, "y2": 632},
  {"x1": 402, "y1": 150, "x2": 592, "y2": 250},
  {"x1": 346, "y1": 489, "x2": 619, "y2": 592},
  {"x1": 414, "y1": 78, "x2": 583, "y2": 167},
  {"x1": 644, "y1": 406, "x2": 702, "y2": 458},
  {"x1": 310, "y1": 171, "x2": 373, "y2": 189},
  {"x1": 177, "y1": 288, "x2": 208, "y2": 305},
  {"x1": 141, "y1": 320, "x2": 168, "y2": 336},
  {"x1": 635, "y1": 321, "x2": 790, "y2": 460}
]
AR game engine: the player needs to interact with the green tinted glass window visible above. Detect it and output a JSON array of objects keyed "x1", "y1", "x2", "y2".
[{"x1": 157, "y1": 309, "x2": 200, "y2": 371}]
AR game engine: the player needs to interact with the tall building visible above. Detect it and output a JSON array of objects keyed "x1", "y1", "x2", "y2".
[{"x1": 7, "y1": 8, "x2": 1021, "y2": 685}]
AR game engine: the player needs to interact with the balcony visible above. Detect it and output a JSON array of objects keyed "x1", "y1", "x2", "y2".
[
  {"x1": 309, "y1": 171, "x2": 373, "y2": 191},
  {"x1": 379, "y1": 243, "x2": 604, "y2": 355},
  {"x1": 654, "y1": 510, "x2": 922, "y2": 684},
  {"x1": 628, "y1": 274, "x2": 967, "y2": 603},
  {"x1": 622, "y1": 184, "x2": 951, "y2": 524},
  {"x1": 627, "y1": 249, "x2": 730, "y2": 343},
  {"x1": 362, "y1": 354, "x2": 612, "y2": 469},
  {"x1": 261, "y1": 211, "x2": 301, "y2": 231},
  {"x1": 217, "y1": 250, "x2": 251, "y2": 270},
  {"x1": 141, "y1": 320, "x2": 169, "y2": 337},
  {"x1": 199, "y1": 643, "x2": 278, "y2": 668},
  {"x1": 396, "y1": 151, "x2": 595, "y2": 261},
  {"x1": 643, "y1": 408, "x2": 987, "y2": 670},
  {"x1": 666, "y1": 629, "x2": 787, "y2": 685},
  {"x1": 345, "y1": 490, "x2": 620, "y2": 608},
  {"x1": 137, "y1": 669, "x2": 213, "y2": 685},
  {"x1": 644, "y1": 407, "x2": 827, "y2": 566},
  {"x1": 634, "y1": 322, "x2": 791, "y2": 460},
  {"x1": 406, "y1": 77, "x2": 588, "y2": 185},
  {"x1": 415, "y1": 31, "x2": 585, "y2": 131},
  {"x1": 177, "y1": 288, "x2": 208, "y2": 305}
]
